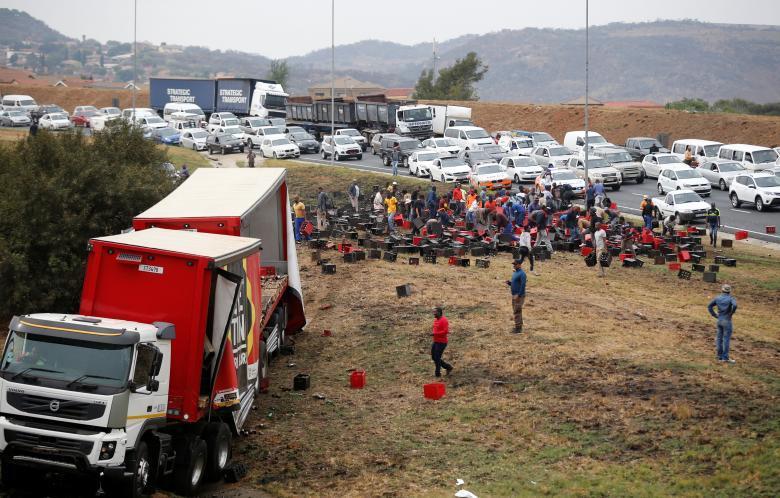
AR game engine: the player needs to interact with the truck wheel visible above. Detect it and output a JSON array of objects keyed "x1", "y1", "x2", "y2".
[
  {"x1": 258, "y1": 340, "x2": 270, "y2": 392},
  {"x1": 173, "y1": 436, "x2": 207, "y2": 496},
  {"x1": 204, "y1": 422, "x2": 232, "y2": 481},
  {"x1": 730, "y1": 192, "x2": 741, "y2": 208},
  {"x1": 115, "y1": 440, "x2": 152, "y2": 498}
]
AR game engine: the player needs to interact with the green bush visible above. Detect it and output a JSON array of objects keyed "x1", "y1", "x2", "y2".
[{"x1": 0, "y1": 125, "x2": 175, "y2": 318}]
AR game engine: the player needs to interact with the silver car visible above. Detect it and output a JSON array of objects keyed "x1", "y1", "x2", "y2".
[
  {"x1": 699, "y1": 159, "x2": 748, "y2": 191},
  {"x1": 0, "y1": 110, "x2": 31, "y2": 127},
  {"x1": 180, "y1": 129, "x2": 209, "y2": 151}
]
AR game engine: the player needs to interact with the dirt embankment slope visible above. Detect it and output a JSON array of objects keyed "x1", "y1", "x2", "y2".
[
  {"x1": 425, "y1": 100, "x2": 780, "y2": 147},
  {"x1": 0, "y1": 85, "x2": 150, "y2": 112}
]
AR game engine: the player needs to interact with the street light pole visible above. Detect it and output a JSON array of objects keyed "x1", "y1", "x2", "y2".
[
  {"x1": 330, "y1": 0, "x2": 335, "y2": 166},
  {"x1": 132, "y1": 0, "x2": 137, "y2": 119},
  {"x1": 584, "y1": 0, "x2": 590, "y2": 185}
]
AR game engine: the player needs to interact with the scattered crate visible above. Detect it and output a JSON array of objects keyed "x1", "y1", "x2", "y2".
[
  {"x1": 767, "y1": 226, "x2": 776, "y2": 234},
  {"x1": 383, "y1": 252, "x2": 398, "y2": 263},
  {"x1": 322, "y1": 263, "x2": 336, "y2": 274},
  {"x1": 423, "y1": 382, "x2": 446, "y2": 400},
  {"x1": 368, "y1": 249, "x2": 382, "y2": 260},
  {"x1": 408, "y1": 257, "x2": 420, "y2": 265},
  {"x1": 735, "y1": 230, "x2": 748, "y2": 240},
  {"x1": 721, "y1": 239, "x2": 733, "y2": 248},
  {"x1": 692, "y1": 263, "x2": 706, "y2": 272},
  {"x1": 703, "y1": 272, "x2": 718, "y2": 283},
  {"x1": 423, "y1": 254, "x2": 437, "y2": 264},
  {"x1": 475, "y1": 259, "x2": 490, "y2": 269},
  {"x1": 709, "y1": 264, "x2": 720, "y2": 273},
  {"x1": 678, "y1": 269, "x2": 692, "y2": 280},
  {"x1": 396, "y1": 283, "x2": 412, "y2": 298},
  {"x1": 294, "y1": 373, "x2": 310, "y2": 391}
]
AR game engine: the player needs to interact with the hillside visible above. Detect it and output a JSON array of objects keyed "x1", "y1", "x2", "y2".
[{"x1": 0, "y1": 8, "x2": 71, "y2": 45}]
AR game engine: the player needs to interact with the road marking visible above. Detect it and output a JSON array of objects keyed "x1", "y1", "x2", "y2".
[
  {"x1": 729, "y1": 209, "x2": 752, "y2": 214},
  {"x1": 630, "y1": 193, "x2": 645, "y2": 196}
]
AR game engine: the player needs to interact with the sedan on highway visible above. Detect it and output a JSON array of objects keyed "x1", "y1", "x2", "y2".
[
  {"x1": 180, "y1": 129, "x2": 209, "y2": 151},
  {"x1": 469, "y1": 162, "x2": 511, "y2": 190},
  {"x1": 460, "y1": 149, "x2": 495, "y2": 169},
  {"x1": 500, "y1": 156, "x2": 544, "y2": 183},
  {"x1": 729, "y1": 173, "x2": 780, "y2": 212},
  {"x1": 642, "y1": 153, "x2": 687, "y2": 179},
  {"x1": 38, "y1": 112, "x2": 72, "y2": 130},
  {"x1": 321, "y1": 135, "x2": 362, "y2": 161},
  {"x1": 287, "y1": 131, "x2": 320, "y2": 154},
  {"x1": 657, "y1": 164, "x2": 711, "y2": 196},
  {"x1": 371, "y1": 133, "x2": 399, "y2": 155},
  {"x1": 206, "y1": 133, "x2": 244, "y2": 155},
  {"x1": 150, "y1": 127, "x2": 181, "y2": 145},
  {"x1": 70, "y1": 109, "x2": 100, "y2": 127},
  {"x1": 566, "y1": 157, "x2": 622, "y2": 191},
  {"x1": 0, "y1": 110, "x2": 31, "y2": 127},
  {"x1": 408, "y1": 150, "x2": 441, "y2": 178},
  {"x1": 428, "y1": 156, "x2": 471, "y2": 183},
  {"x1": 699, "y1": 159, "x2": 747, "y2": 191},
  {"x1": 421, "y1": 137, "x2": 461, "y2": 156},
  {"x1": 260, "y1": 137, "x2": 300, "y2": 159},
  {"x1": 531, "y1": 145, "x2": 576, "y2": 169}
]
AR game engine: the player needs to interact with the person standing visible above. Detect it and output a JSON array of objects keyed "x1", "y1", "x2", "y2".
[
  {"x1": 348, "y1": 179, "x2": 360, "y2": 213},
  {"x1": 707, "y1": 284, "x2": 738, "y2": 363},
  {"x1": 246, "y1": 149, "x2": 256, "y2": 168},
  {"x1": 426, "y1": 186, "x2": 438, "y2": 218},
  {"x1": 517, "y1": 229, "x2": 537, "y2": 276},
  {"x1": 316, "y1": 186, "x2": 329, "y2": 231},
  {"x1": 430, "y1": 307, "x2": 453, "y2": 377},
  {"x1": 593, "y1": 179, "x2": 605, "y2": 208},
  {"x1": 585, "y1": 181, "x2": 596, "y2": 211},
  {"x1": 507, "y1": 258, "x2": 527, "y2": 334},
  {"x1": 391, "y1": 143, "x2": 401, "y2": 176},
  {"x1": 292, "y1": 196, "x2": 307, "y2": 242},
  {"x1": 706, "y1": 203, "x2": 721, "y2": 246},
  {"x1": 640, "y1": 195, "x2": 655, "y2": 230},
  {"x1": 385, "y1": 191, "x2": 398, "y2": 233},
  {"x1": 531, "y1": 206, "x2": 553, "y2": 254},
  {"x1": 29, "y1": 119, "x2": 38, "y2": 137},
  {"x1": 594, "y1": 223, "x2": 608, "y2": 277},
  {"x1": 373, "y1": 187, "x2": 384, "y2": 216}
]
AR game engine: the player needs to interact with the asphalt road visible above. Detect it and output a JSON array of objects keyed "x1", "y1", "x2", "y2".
[{"x1": 295, "y1": 151, "x2": 780, "y2": 244}]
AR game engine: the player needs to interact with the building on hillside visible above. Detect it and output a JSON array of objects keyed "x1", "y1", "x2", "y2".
[
  {"x1": 385, "y1": 87, "x2": 414, "y2": 100},
  {"x1": 308, "y1": 76, "x2": 385, "y2": 99},
  {"x1": 603, "y1": 100, "x2": 664, "y2": 109},
  {"x1": 562, "y1": 96, "x2": 604, "y2": 106}
]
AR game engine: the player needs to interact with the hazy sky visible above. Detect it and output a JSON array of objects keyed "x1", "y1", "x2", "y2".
[{"x1": 5, "y1": 0, "x2": 780, "y2": 58}]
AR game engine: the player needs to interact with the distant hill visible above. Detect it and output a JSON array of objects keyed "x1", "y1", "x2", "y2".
[{"x1": 0, "y1": 9, "x2": 71, "y2": 45}]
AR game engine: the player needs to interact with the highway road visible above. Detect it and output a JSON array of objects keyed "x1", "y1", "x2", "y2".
[{"x1": 295, "y1": 151, "x2": 780, "y2": 244}]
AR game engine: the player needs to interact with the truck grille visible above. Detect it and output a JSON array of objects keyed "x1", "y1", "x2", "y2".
[
  {"x1": 5, "y1": 429, "x2": 94, "y2": 455},
  {"x1": 7, "y1": 392, "x2": 106, "y2": 421}
]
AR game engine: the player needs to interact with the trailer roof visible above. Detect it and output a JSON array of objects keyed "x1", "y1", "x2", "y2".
[
  {"x1": 93, "y1": 227, "x2": 261, "y2": 263},
  {"x1": 136, "y1": 168, "x2": 286, "y2": 220}
]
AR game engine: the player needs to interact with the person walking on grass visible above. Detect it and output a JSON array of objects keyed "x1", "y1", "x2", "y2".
[
  {"x1": 594, "y1": 223, "x2": 608, "y2": 277},
  {"x1": 431, "y1": 307, "x2": 453, "y2": 377},
  {"x1": 385, "y1": 190, "x2": 398, "y2": 233},
  {"x1": 708, "y1": 284, "x2": 738, "y2": 364},
  {"x1": 348, "y1": 179, "x2": 360, "y2": 213},
  {"x1": 292, "y1": 196, "x2": 308, "y2": 243},
  {"x1": 706, "y1": 203, "x2": 721, "y2": 246},
  {"x1": 507, "y1": 258, "x2": 527, "y2": 334},
  {"x1": 373, "y1": 187, "x2": 384, "y2": 216},
  {"x1": 640, "y1": 195, "x2": 655, "y2": 230},
  {"x1": 316, "y1": 186, "x2": 329, "y2": 231},
  {"x1": 247, "y1": 149, "x2": 256, "y2": 168}
]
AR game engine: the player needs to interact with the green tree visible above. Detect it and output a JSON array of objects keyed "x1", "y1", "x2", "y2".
[
  {"x1": 267, "y1": 59, "x2": 289, "y2": 88},
  {"x1": 665, "y1": 98, "x2": 710, "y2": 113},
  {"x1": 413, "y1": 52, "x2": 488, "y2": 101},
  {"x1": 0, "y1": 125, "x2": 175, "y2": 317}
]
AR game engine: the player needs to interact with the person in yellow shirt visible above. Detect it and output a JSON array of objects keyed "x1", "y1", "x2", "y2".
[
  {"x1": 385, "y1": 193, "x2": 398, "y2": 233},
  {"x1": 292, "y1": 196, "x2": 308, "y2": 242}
]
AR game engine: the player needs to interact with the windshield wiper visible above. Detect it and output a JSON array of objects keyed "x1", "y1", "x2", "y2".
[
  {"x1": 10, "y1": 367, "x2": 64, "y2": 380},
  {"x1": 67, "y1": 373, "x2": 120, "y2": 388}
]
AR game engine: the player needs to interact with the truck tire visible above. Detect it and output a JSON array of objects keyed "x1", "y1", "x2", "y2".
[
  {"x1": 258, "y1": 340, "x2": 270, "y2": 392},
  {"x1": 204, "y1": 422, "x2": 232, "y2": 481},
  {"x1": 173, "y1": 436, "x2": 207, "y2": 496},
  {"x1": 117, "y1": 440, "x2": 152, "y2": 498}
]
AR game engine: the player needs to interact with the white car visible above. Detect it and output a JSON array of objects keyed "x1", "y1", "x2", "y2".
[
  {"x1": 500, "y1": 156, "x2": 544, "y2": 183},
  {"x1": 652, "y1": 190, "x2": 711, "y2": 223},
  {"x1": 563, "y1": 130, "x2": 614, "y2": 153},
  {"x1": 443, "y1": 125, "x2": 494, "y2": 150},
  {"x1": 408, "y1": 150, "x2": 441, "y2": 178},
  {"x1": 729, "y1": 173, "x2": 780, "y2": 212},
  {"x1": 469, "y1": 162, "x2": 511, "y2": 190},
  {"x1": 89, "y1": 107, "x2": 122, "y2": 130},
  {"x1": 121, "y1": 108, "x2": 156, "y2": 122},
  {"x1": 531, "y1": 145, "x2": 576, "y2": 169},
  {"x1": 428, "y1": 156, "x2": 472, "y2": 183},
  {"x1": 657, "y1": 164, "x2": 711, "y2": 196},
  {"x1": 642, "y1": 153, "x2": 687, "y2": 179},
  {"x1": 219, "y1": 125, "x2": 248, "y2": 144},
  {"x1": 335, "y1": 128, "x2": 367, "y2": 151},
  {"x1": 207, "y1": 113, "x2": 239, "y2": 133},
  {"x1": 247, "y1": 125, "x2": 286, "y2": 149},
  {"x1": 498, "y1": 135, "x2": 534, "y2": 156},
  {"x1": 38, "y1": 112, "x2": 72, "y2": 130},
  {"x1": 538, "y1": 169, "x2": 586, "y2": 196},
  {"x1": 320, "y1": 135, "x2": 362, "y2": 161},
  {"x1": 699, "y1": 159, "x2": 747, "y2": 191},
  {"x1": 515, "y1": 130, "x2": 558, "y2": 147},
  {"x1": 73, "y1": 105, "x2": 99, "y2": 115},
  {"x1": 565, "y1": 157, "x2": 622, "y2": 191},
  {"x1": 422, "y1": 137, "x2": 461, "y2": 156},
  {"x1": 260, "y1": 137, "x2": 300, "y2": 159},
  {"x1": 589, "y1": 147, "x2": 644, "y2": 184},
  {"x1": 137, "y1": 115, "x2": 168, "y2": 131},
  {"x1": 180, "y1": 129, "x2": 209, "y2": 151},
  {"x1": 718, "y1": 144, "x2": 779, "y2": 171}
]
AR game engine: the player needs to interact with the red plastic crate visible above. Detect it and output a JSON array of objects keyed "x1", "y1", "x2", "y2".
[
  {"x1": 619, "y1": 253, "x2": 631, "y2": 262},
  {"x1": 448, "y1": 256, "x2": 459, "y2": 266},
  {"x1": 668, "y1": 262, "x2": 681, "y2": 271},
  {"x1": 735, "y1": 230, "x2": 748, "y2": 240},
  {"x1": 402, "y1": 220, "x2": 413, "y2": 230},
  {"x1": 300, "y1": 220, "x2": 314, "y2": 236},
  {"x1": 350, "y1": 370, "x2": 366, "y2": 389},
  {"x1": 610, "y1": 202, "x2": 618, "y2": 209},
  {"x1": 677, "y1": 231, "x2": 688, "y2": 238},
  {"x1": 259, "y1": 266, "x2": 276, "y2": 277},
  {"x1": 678, "y1": 250, "x2": 691, "y2": 262},
  {"x1": 767, "y1": 226, "x2": 776, "y2": 234},
  {"x1": 423, "y1": 382, "x2": 446, "y2": 400},
  {"x1": 581, "y1": 246, "x2": 593, "y2": 257},
  {"x1": 412, "y1": 236, "x2": 422, "y2": 246},
  {"x1": 455, "y1": 220, "x2": 466, "y2": 228},
  {"x1": 337, "y1": 243, "x2": 353, "y2": 253}
]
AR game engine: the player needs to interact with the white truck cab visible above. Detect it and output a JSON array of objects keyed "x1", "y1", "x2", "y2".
[{"x1": 395, "y1": 105, "x2": 433, "y2": 139}]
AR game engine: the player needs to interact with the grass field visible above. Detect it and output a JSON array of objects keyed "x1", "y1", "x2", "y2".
[{"x1": 221, "y1": 160, "x2": 780, "y2": 497}]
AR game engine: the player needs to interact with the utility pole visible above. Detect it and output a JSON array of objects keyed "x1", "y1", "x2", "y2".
[
  {"x1": 584, "y1": 0, "x2": 590, "y2": 184},
  {"x1": 330, "y1": 0, "x2": 335, "y2": 166},
  {"x1": 132, "y1": 0, "x2": 137, "y2": 120},
  {"x1": 432, "y1": 38, "x2": 438, "y2": 77}
]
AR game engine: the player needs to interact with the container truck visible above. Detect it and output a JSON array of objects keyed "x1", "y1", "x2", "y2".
[
  {"x1": 0, "y1": 169, "x2": 305, "y2": 497},
  {"x1": 149, "y1": 78, "x2": 217, "y2": 114},
  {"x1": 430, "y1": 104, "x2": 473, "y2": 136}
]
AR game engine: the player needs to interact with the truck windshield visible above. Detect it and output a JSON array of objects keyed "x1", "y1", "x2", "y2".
[
  {"x1": 264, "y1": 94, "x2": 287, "y2": 109},
  {"x1": 1, "y1": 331, "x2": 132, "y2": 390},
  {"x1": 401, "y1": 108, "x2": 432, "y2": 122}
]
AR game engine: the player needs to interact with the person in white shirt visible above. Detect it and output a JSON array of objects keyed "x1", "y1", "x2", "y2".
[
  {"x1": 517, "y1": 230, "x2": 539, "y2": 276},
  {"x1": 373, "y1": 189, "x2": 384, "y2": 215},
  {"x1": 594, "y1": 226, "x2": 608, "y2": 277},
  {"x1": 347, "y1": 180, "x2": 360, "y2": 213}
]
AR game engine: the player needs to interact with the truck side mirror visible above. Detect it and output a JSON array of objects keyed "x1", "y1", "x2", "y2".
[
  {"x1": 147, "y1": 379, "x2": 160, "y2": 392},
  {"x1": 151, "y1": 349, "x2": 163, "y2": 377}
]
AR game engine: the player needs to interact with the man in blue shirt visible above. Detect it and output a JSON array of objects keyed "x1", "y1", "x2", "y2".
[
  {"x1": 507, "y1": 258, "x2": 527, "y2": 334},
  {"x1": 707, "y1": 284, "x2": 738, "y2": 363},
  {"x1": 593, "y1": 179, "x2": 605, "y2": 207}
]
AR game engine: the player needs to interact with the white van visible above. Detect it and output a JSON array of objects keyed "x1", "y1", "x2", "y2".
[
  {"x1": 670, "y1": 139, "x2": 723, "y2": 164},
  {"x1": 563, "y1": 131, "x2": 613, "y2": 153},
  {"x1": 1, "y1": 94, "x2": 38, "y2": 114},
  {"x1": 717, "y1": 144, "x2": 779, "y2": 171},
  {"x1": 162, "y1": 103, "x2": 205, "y2": 123},
  {"x1": 443, "y1": 125, "x2": 494, "y2": 150}
]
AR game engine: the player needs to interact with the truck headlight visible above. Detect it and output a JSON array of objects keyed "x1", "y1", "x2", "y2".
[{"x1": 100, "y1": 441, "x2": 117, "y2": 460}]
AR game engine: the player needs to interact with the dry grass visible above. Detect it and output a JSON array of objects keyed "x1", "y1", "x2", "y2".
[{"x1": 222, "y1": 161, "x2": 780, "y2": 497}]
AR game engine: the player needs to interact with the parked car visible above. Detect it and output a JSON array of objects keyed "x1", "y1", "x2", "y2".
[
  {"x1": 698, "y1": 159, "x2": 747, "y2": 191},
  {"x1": 150, "y1": 127, "x2": 182, "y2": 145},
  {"x1": 478, "y1": 143, "x2": 507, "y2": 162},
  {"x1": 565, "y1": 157, "x2": 621, "y2": 190},
  {"x1": 513, "y1": 130, "x2": 558, "y2": 146},
  {"x1": 460, "y1": 149, "x2": 495, "y2": 169},
  {"x1": 162, "y1": 103, "x2": 205, "y2": 123},
  {"x1": 207, "y1": 112, "x2": 239, "y2": 133},
  {"x1": 531, "y1": 145, "x2": 576, "y2": 169},
  {"x1": 246, "y1": 126, "x2": 285, "y2": 149},
  {"x1": 180, "y1": 129, "x2": 209, "y2": 150},
  {"x1": 30, "y1": 104, "x2": 66, "y2": 121},
  {"x1": 428, "y1": 156, "x2": 472, "y2": 183},
  {"x1": 321, "y1": 135, "x2": 362, "y2": 161},
  {"x1": 73, "y1": 105, "x2": 99, "y2": 115},
  {"x1": 624, "y1": 136, "x2": 669, "y2": 160},
  {"x1": 718, "y1": 144, "x2": 778, "y2": 171},
  {"x1": 379, "y1": 137, "x2": 423, "y2": 167},
  {"x1": 260, "y1": 137, "x2": 300, "y2": 159},
  {"x1": 206, "y1": 133, "x2": 244, "y2": 154},
  {"x1": 421, "y1": 137, "x2": 461, "y2": 156},
  {"x1": 766, "y1": 165, "x2": 780, "y2": 177},
  {"x1": 217, "y1": 125, "x2": 248, "y2": 144},
  {"x1": 729, "y1": 173, "x2": 780, "y2": 211},
  {"x1": 89, "y1": 107, "x2": 122, "y2": 130},
  {"x1": 0, "y1": 110, "x2": 31, "y2": 127},
  {"x1": 70, "y1": 109, "x2": 100, "y2": 127},
  {"x1": 408, "y1": 150, "x2": 441, "y2": 178},
  {"x1": 287, "y1": 131, "x2": 320, "y2": 154},
  {"x1": 498, "y1": 135, "x2": 534, "y2": 156},
  {"x1": 538, "y1": 169, "x2": 586, "y2": 197},
  {"x1": 641, "y1": 153, "x2": 687, "y2": 179},
  {"x1": 563, "y1": 130, "x2": 614, "y2": 153},
  {"x1": 589, "y1": 146, "x2": 645, "y2": 183},
  {"x1": 443, "y1": 125, "x2": 494, "y2": 150},
  {"x1": 121, "y1": 107, "x2": 156, "y2": 122},
  {"x1": 285, "y1": 125, "x2": 306, "y2": 135},
  {"x1": 652, "y1": 190, "x2": 711, "y2": 223},
  {"x1": 1, "y1": 94, "x2": 38, "y2": 115},
  {"x1": 500, "y1": 156, "x2": 544, "y2": 183},
  {"x1": 670, "y1": 139, "x2": 723, "y2": 164},
  {"x1": 371, "y1": 133, "x2": 400, "y2": 155},
  {"x1": 657, "y1": 164, "x2": 711, "y2": 196},
  {"x1": 136, "y1": 115, "x2": 168, "y2": 131},
  {"x1": 335, "y1": 128, "x2": 368, "y2": 151},
  {"x1": 38, "y1": 112, "x2": 72, "y2": 130},
  {"x1": 240, "y1": 116, "x2": 274, "y2": 135},
  {"x1": 469, "y1": 162, "x2": 511, "y2": 190}
]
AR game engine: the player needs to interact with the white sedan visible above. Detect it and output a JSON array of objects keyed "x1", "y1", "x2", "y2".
[
  {"x1": 657, "y1": 165, "x2": 711, "y2": 196},
  {"x1": 468, "y1": 162, "x2": 512, "y2": 190},
  {"x1": 500, "y1": 156, "x2": 543, "y2": 183},
  {"x1": 422, "y1": 137, "x2": 461, "y2": 156},
  {"x1": 260, "y1": 137, "x2": 300, "y2": 159},
  {"x1": 531, "y1": 145, "x2": 576, "y2": 169},
  {"x1": 699, "y1": 159, "x2": 747, "y2": 191},
  {"x1": 180, "y1": 129, "x2": 209, "y2": 151},
  {"x1": 38, "y1": 112, "x2": 72, "y2": 130},
  {"x1": 428, "y1": 156, "x2": 471, "y2": 183},
  {"x1": 408, "y1": 150, "x2": 441, "y2": 178},
  {"x1": 642, "y1": 153, "x2": 686, "y2": 179}
]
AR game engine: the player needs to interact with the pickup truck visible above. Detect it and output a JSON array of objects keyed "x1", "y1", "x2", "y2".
[
  {"x1": 590, "y1": 146, "x2": 645, "y2": 183},
  {"x1": 651, "y1": 189, "x2": 711, "y2": 223}
]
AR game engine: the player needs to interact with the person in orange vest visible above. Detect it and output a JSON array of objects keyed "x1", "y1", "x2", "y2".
[
  {"x1": 431, "y1": 306, "x2": 453, "y2": 377},
  {"x1": 451, "y1": 184, "x2": 464, "y2": 215}
]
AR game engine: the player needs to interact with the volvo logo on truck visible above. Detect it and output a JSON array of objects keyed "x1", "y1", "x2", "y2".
[{"x1": 49, "y1": 400, "x2": 60, "y2": 412}]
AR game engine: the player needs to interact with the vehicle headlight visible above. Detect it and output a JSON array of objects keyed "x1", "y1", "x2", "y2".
[{"x1": 100, "y1": 441, "x2": 117, "y2": 460}]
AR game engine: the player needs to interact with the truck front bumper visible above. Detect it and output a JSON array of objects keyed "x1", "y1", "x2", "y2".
[{"x1": 0, "y1": 414, "x2": 128, "y2": 476}]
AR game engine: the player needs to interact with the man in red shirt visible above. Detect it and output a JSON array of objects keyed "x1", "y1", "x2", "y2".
[{"x1": 431, "y1": 307, "x2": 453, "y2": 377}]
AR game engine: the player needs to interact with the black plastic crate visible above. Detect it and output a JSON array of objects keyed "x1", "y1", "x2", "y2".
[
  {"x1": 475, "y1": 259, "x2": 490, "y2": 269},
  {"x1": 383, "y1": 252, "x2": 398, "y2": 262},
  {"x1": 678, "y1": 269, "x2": 692, "y2": 280}
]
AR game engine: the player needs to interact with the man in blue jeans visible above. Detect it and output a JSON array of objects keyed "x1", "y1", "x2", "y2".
[
  {"x1": 507, "y1": 258, "x2": 527, "y2": 334},
  {"x1": 706, "y1": 203, "x2": 721, "y2": 246},
  {"x1": 391, "y1": 143, "x2": 400, "y2": 176},
  {"x1": 707, "y1": 284, "x2": 738, "y2": 364}
]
